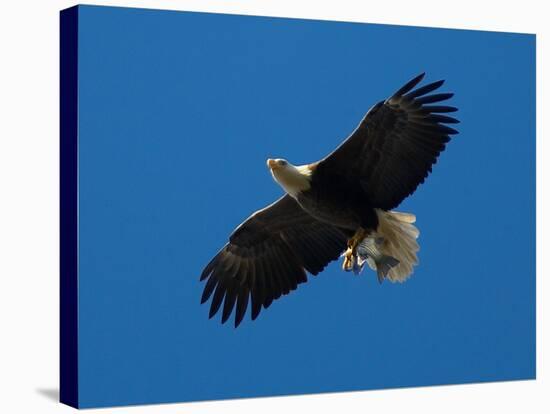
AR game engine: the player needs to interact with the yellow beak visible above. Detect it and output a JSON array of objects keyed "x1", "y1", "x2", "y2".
[{"x1": 267, "y1": 158, "x2": 278, "y2": 169}]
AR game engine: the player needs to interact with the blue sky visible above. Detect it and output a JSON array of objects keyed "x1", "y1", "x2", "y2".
[{"x1": 75, "y1": 5, "x2": 535, "y2": 408}]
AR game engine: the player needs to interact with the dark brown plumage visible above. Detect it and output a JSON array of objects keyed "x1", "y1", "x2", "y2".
[
  {"x1": 200, "y1": 195, "x2": 351, "y2": 326},
  {"x1": 318, "y1": 73, "x2": 458, "y2": 210}
]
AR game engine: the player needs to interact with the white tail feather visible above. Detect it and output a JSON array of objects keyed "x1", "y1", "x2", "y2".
[{"x1": 374, "y1": 209, "x2": 420, "y2": 282}]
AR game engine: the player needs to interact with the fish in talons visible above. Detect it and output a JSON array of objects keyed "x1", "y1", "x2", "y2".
[
  {"x1": 342, "y1": 235, "x2": 400, "y2": 283},
  {"x1": 341, "y1": 227, "x2": 370, "y2": 272}
]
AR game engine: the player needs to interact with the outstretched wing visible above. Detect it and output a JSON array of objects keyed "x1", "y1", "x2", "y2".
[
  {"x1": 318, "y1": 73, "x2": 459, "y2": 210},
  {"x1": 200, "y1": 194, "x2": 350, "y2": 327}
]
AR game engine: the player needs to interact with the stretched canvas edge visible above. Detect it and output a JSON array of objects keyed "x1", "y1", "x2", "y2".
[{"x1": 60, "y1": 5, "x2": 79, "y2": 409}]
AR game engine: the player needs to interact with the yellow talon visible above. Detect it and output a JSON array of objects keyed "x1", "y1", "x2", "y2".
[
  {"x1": 342, "y1": 227, "x2": 370, "y2": 272},
  {"x1": 342, "y1": 247, "x2": 354, "y2": 271}
]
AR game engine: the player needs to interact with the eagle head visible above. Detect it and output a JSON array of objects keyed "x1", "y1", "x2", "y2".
[{"x1": 267, "y1": 158, "x2": 312, "y2": 197}]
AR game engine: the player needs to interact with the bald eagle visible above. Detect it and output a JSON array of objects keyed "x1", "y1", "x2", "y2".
[{"x1": 200, "y1": 73, "x2": 459, "y2": 327}]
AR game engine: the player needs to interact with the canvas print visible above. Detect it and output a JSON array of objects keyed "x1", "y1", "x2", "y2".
[{"x1": 60, "y1": 4, "x2": 536, "y2": 409}]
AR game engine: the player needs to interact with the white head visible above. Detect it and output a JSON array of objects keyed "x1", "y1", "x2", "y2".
[{"x1": 267, "y1": 158, "x2": 312, "y2": 197}]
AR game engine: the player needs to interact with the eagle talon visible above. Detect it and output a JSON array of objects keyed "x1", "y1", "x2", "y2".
[
  {"x1": 342, "y1": 227, "x2": 370, "y2": 272},
  {"x1": 342, "y1": 247, "x2": 355, "y2": 271}
]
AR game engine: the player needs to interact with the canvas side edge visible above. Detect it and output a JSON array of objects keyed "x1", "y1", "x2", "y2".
[{"x1": 60, "y1": 5, "x2": 79, "y2": 409}]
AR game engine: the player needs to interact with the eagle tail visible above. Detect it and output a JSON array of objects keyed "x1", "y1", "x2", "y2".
[{"x1": 374, "y1": 209, "x2": 420, "y2": 282}]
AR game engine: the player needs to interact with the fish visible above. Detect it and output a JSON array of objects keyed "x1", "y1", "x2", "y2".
[{"x1": 352, "y1": 236, "x2": 400, "y2": 282}]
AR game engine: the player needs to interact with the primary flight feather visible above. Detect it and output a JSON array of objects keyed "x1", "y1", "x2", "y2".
[{"x1": 199, "y1": 73, "x2": 459, "y2": 327}]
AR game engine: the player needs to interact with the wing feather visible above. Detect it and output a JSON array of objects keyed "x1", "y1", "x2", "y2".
[
  {"x1": 200, "y1": 195, "x2": 348, "y2": 326},
  {"x1": 235, "y1": 287, "x2": 250, "y2": 327},
  {"x1": 319, "y1": 73, "x2": 459, "y2": 210},
  {"x1": 209, "y1": 280, "x2": 226, "y2": 319},
  {"x1": 221, "y1": 281, "x2": 238, "y2": 324}
]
